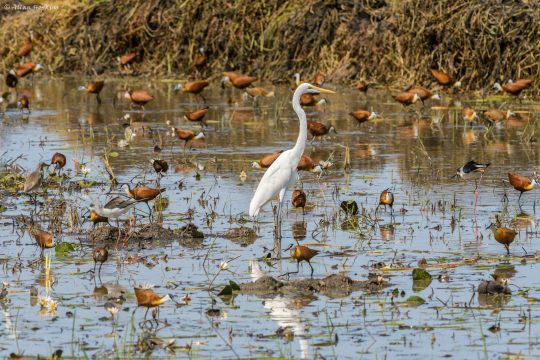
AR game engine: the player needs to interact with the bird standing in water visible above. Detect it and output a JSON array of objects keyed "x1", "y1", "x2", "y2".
[
  {"x1": 249, "y1": 83, "x2": 334, "y2": 239},
  {"x1": 455, "y1": 161, "x2": 490, "y2": 211}
]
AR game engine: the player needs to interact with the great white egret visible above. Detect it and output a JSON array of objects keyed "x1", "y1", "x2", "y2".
[{"x1": 249, "y1": 83, "x2": 335, "y2": 237}]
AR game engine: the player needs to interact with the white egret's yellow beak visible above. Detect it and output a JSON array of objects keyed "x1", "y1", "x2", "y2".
[{"x1": 309, "y1": 85, "x2": 335, "y2": 94}]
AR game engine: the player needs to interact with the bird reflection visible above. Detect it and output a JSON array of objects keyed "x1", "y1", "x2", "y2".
[{"x1": 249, "y1": 260, "x2": 312, "y2": 359}]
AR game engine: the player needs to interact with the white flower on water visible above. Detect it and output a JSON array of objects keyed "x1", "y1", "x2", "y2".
[
  {"x1": 118, "y1": 139, "x2": 130, "y2": 148},
  {"x1": 38, "y1": 295, "x2": 58, "y2": 312},
  {"x1": 80, "y1": 165, "x2": 91, "y2": 176},
  {"x1": 219, "y1": 261, "x2": 229, "y2": 271}
]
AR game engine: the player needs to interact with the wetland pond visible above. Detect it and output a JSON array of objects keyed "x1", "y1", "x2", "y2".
[{"x1": 2, "y1": 77, "x2": 540, "y2": 358}]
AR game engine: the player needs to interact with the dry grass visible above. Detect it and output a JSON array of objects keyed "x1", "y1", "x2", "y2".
[{"x1": 0, "y1": 0, "x2": 538, "y2": 90}]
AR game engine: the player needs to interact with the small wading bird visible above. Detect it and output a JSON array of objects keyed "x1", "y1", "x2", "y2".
[
  {"x1": 15, "y1": 63, "x2": 43, "y2": 78},
  {"x1": 248, "y1": 83, "x2": 334, "y2": 239},
  {"x1": 92, "y1": 246, "x2": 108, "y2": 275},
  {"x1": 78, "y1": 81, "x2": 105, "y2": 104},
  {"x1": 307, "y1": 120, "x2": 336, "y2": 142},
  {"x1": 244, "y1": 87, "x2": 275, "y2": 101},
  {"x1": 17, "y1": 94, "x2": 30, "y2": 113},
  {"x1": 300, "y1": 93, "x2": 327, "y2": 107},
  {"x1": 395, "y1": 92, "x2": 421, "y2": 107},
  {"x1": 29, "y1": 227, "x2": 55, "y2": 255},
  {"x1": 24, "y1": 162, "x2": 49, "y2": 208},
  {"x1": 89, "y1": 197, "x2": 139, "y2": 249},
  {"x1": 313, "y1": 72, "x2": 326, "y2": 87},
  {"x1": 50, "y1": 152, "x2": 66, "y2": 175},
  {"x1": 124, "y1": 89, "x2": 153, "y2": 109},
  {"x1": 493, "y1": 78, "x2": 533, "y2": 99},
  {"x1": 288, "y1": 245, "x2": 319, "y2": 277},
  {"x1": 184, "y1": 106, "x2": 209, "y2": 127},
  {"x1": 349, "y1": 110, "x2": 378, "y2": 124},
  {"x1": 89, "y1": 210, "x2": 109, "y2": 228},
  {"x1": 173, "y1": 80, "x2": 209, "y2": 102},
  {"x1": 104, "y1": 295, "x2": 125, "y2": 320},
  {"x1": 463, "y1": 107, "x2": 478, "y2": 123},
  {"x1": 454, "y1": 161, "x2": 490, "y2": 210},
  {"x1": 118, "y1": 51, "x2": 139, "y2": 66},
  {"x1": 508, "y1": 172, "x2": 537, "y2": 204},
  {"x1": 291, "y1": 189, "x2": 307, "y2": 214},
  {"x1": 356, "y1": 80, "x2": 369, "y2": 93},
  {"x1": 221, "y1": 74, "x2": 257, "y2": 90},
  {"x1": 482, "y1": 109, "x2": 515, "y2": 125},
  {"x1": 171, "y1": 127, "x2": 205, "y2": 148},
  {"x1": 430, "y1": 69, "x2": 461, "y2": 88},
  {"x1": 121, "y1": 184, "x2": 165, "y2": 216},
  {"x1": 377, "y1": 189, "x2": 394, "y2": 214},
  {"x1": 150, "y1": 159, "x2": 168, "y2": 180},
  {"x1": 134, "y1": 284, "x2": 171, "y2": 319},
  {"x1": 406, "y1": 86, "x2": 441, "y2": 105},
  {"x1": 487, "y1": 223, "x2": 516, "y2": 255},
  {"x1": 17, "y1": 35, "x2": 33, "y2": 57},
  {"x1": 192, "y1": 47, "x2": 206, "y2": 69}
]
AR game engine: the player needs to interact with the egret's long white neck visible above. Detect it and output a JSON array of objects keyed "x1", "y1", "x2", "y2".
[{"x1": 291, "y1": 88, "x2": 307, "y2": 162}]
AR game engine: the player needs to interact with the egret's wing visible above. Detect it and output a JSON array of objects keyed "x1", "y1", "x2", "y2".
[{"x1": 249, "y1": 159, "x2": 295, "y2": 217}]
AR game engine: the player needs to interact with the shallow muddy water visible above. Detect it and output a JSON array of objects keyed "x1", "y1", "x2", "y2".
[{"x1": 1, "y1": 77, "x2": 540, "y2": 358}]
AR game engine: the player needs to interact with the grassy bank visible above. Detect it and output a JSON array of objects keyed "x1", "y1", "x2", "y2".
[{"x1": 0, "y1": 0, "x2": 539, "y2": 89}]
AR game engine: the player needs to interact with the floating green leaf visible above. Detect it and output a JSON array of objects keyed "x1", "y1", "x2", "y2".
[
  {"x1": 412, "y1": 268, "x2": 432, "y2": 281},
  {"x1": 405, "y1": 296, "x2": 425, "y2": 306},
  {"x1": 55, "y1": 242, "x2": 75, "y2": 255}
]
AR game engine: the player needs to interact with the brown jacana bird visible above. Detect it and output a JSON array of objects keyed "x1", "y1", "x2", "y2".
[
  {"x1": 251, "y1": 151, "x2": 283, "y2": 169},
  {"x1": 244, "y1": 87, "x2": 275, "y2": 100},
  {"x1": 29, "y1": 227, "x2": 55, "y2": 254},
  {"x1": 78, "y1": 81, "x2": 105, "y2": 104},
  {"x1": 222, "y1": 74, "x2": 257, "y2": 89},
  {"x1": 349, "y1": 110, "x2": 378, "y2": 124},
  {"x1": 89, "y1": 210, "x2": 109, "y2": 228},
  {"x1": 16, "y1": 36, "x2": 33, "y2": 57},
  {"x1": 463, "y1": 107, "x2": 478, "y2": 122},
  {"x1": 290, "y1": 245, "x2": 319, "y2": 277},
  {"x1": 407, "y1": 86, "x2": 441, "y2": 105},
  {"x1": 297, "y1": 155, "x2": 323, "y2": 173},
  {"x1": 356, "y1": 80, "x2": 369, "y2": 93},
  {"x1": 150, "y1": 159, "x2": 169, "y2": 178},
  {"x1": 118, "y1": 51, "x2": 139, "y2": 66},
  {"x1": 50, "y1": 152, "x2": 66, "y2": 174},
  {"x1": 430, "y1": 69, "x2": 461, "y2": 88},
  {"x1": 508, "y1": 173, "x2": 537, "y2": 204},
  {"x1": 487, "y1": 223, "x2": 516, "y2": 255},
  {"x1": 122, "y1": 184, "x2": 166, "y2": 215},
  {"x1": 171, "y1": 127, "x2": 205, "y2": 147},
  {"x1": 193, "y1": 47, "x2": 206, "y2": 69},
  {"x1": 184, "y1": 106, "x2": 209, "y2": 127},
  {"x1": 6, "y1": 70, "x2": 18, "y2": 89},
  {"x1": 15, "y1": 63, "x2": 43, "y2": 78},
  {"x1": 395, "y1": 92, "x2": 421, "y2": 107},
  {"x1": 92, "y1": 246, "x2": 108, "y2": 275},
  {"x1": 482, "y1": 109, "x2": 514, "y2": 125},
  {"x1": 291, "y1": 189, "x2": 307, "y2": 214},
  {"x1": 134, "y1": 285, "x2": 171, "y2": 319},
  {"x1": 173, "y1": 80, "x2": 209, "y2": 101},
  {"x1": 493, "y1": 79, "x2": 533, "y2": 98},
  {"x1": 124, "y1": 89, "x2": 153, "y2": 108},
  {"x1": 17, "y1": 94, "x2": 30, "y2": 113},
  {"x1": 300, "y1": 93, "x2": 327, "y2": 107},
  {"x1": 222, "y1": 71, "x2": 244, "y2": 83},
  {"x1": 307, "y1": 120, "x2": 336, "y2": 142},
  {"x1": 377, "y1": 189, "x2": 394, "y2": 214},
  {"x1": 313, "y1": 72, "x2": 326, "y2": 86}
]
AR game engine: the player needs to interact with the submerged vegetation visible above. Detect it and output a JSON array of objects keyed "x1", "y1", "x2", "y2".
[{"x1": 0, "y1": 0, "x2": 539, "y2": 88}]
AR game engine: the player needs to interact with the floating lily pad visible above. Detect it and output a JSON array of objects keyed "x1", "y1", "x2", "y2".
[
  {"x1": 405, "y1": 296, "x2": 425, "y2": 306},
  {"x1": 412, "y1": 268, "x2": 432, "y2": 281},
  {"x1": 55, "y1": 242, "x2": 75, "y2": 255}
]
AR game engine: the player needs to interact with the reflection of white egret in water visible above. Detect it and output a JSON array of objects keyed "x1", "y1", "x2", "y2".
[
  {"x1": 1, "y1": 302, "x2": 17, "y2": 340},
  {"x1": 249, "y1": 260, "x2": 310, "y2": 359}
]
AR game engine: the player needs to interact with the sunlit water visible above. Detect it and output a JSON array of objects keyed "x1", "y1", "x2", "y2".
[{"x1": 1, "y1": 77, "x2": 540, "y2": 358}]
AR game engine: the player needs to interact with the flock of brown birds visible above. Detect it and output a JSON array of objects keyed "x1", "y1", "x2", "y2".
[{"x1": 3, "y1": 33, "x2": 538, "y2": 317}]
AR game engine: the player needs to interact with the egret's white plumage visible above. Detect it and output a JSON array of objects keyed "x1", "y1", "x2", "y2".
[{"x1": 249, "y1": 83, "x2": 334, "y2": 218}]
